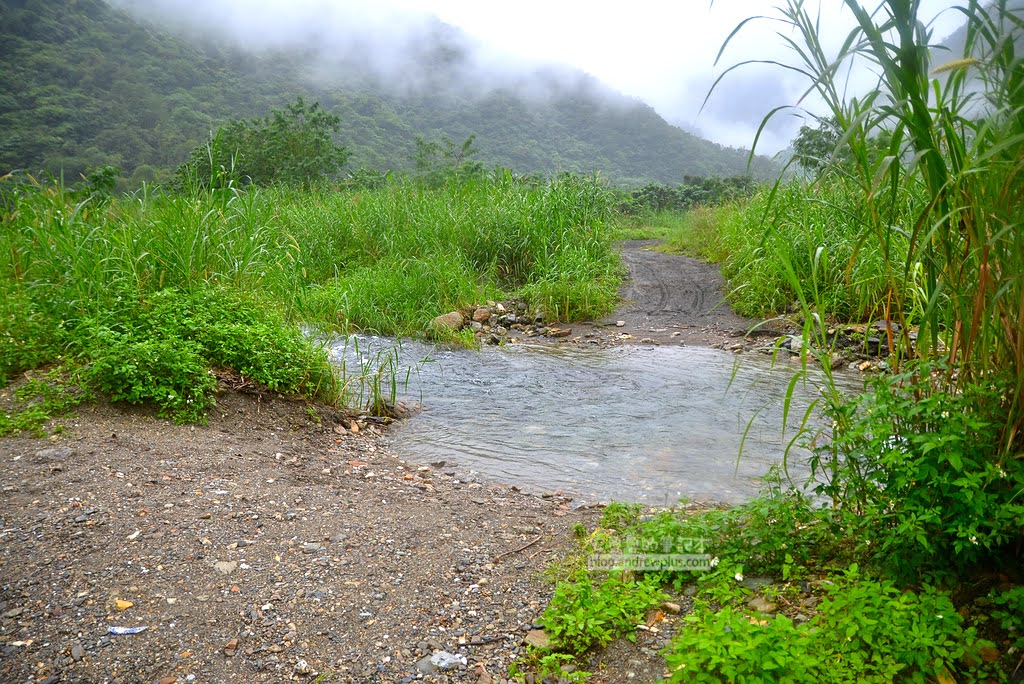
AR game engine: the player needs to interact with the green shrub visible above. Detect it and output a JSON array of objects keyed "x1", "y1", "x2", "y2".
[
  {"x1": 71, "y1": 287, "x2": 337, "y2": 422},
  {"x1": 814, "y1": 360, "x2": 1024, "y2": 580},
  {"x1": 81, "y1": 329, "x2": 216, "y2": 423}
]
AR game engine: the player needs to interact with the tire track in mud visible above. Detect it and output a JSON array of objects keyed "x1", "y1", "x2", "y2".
[{"x1": 611, "y1": 239, "x2": 757, "y2": 331}]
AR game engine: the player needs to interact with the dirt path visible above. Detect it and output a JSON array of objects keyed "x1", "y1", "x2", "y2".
[
  {"x1": 0, "y1": 247, "x2": 753, "y2": 684},
  {"x1": 569, "y1": 240, "x2": 768, "y2": 347}
]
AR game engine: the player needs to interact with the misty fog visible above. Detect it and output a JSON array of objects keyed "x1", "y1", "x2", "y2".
[{"x1": 107, "y1": 0, "x2": 975, "y2": 155}]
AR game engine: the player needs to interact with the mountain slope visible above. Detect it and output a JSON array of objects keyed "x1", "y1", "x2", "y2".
[{"x1": 0, "y1": 0, "x2": 777, "y2": 185}]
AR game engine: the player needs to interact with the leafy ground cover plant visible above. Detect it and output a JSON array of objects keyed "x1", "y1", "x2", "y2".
[
  {"x1": 524, "y1": 489, "x2": 1006, "y2": 683},
  {"x1": 665, "y1": 564, "x2": 990, "y2": 683},
  {"x1": 72, "y1": 287, "x2": 338, "y2": 423},
  {"x1": 812, "y1": 360, "x2": 1024, "y2": 581}
]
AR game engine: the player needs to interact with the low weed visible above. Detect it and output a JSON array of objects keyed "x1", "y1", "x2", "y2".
[
  {"x1": 666, "y1": 565, "x2": 990, "y2": 683},
  {"x1": 989, "y1": 586, "x2": 1024, "y2": 651},
  {"x1": 539, "y1": 568, "x2": 665, "y2": 655},
  {"x1": 0, "y1": 368, "x2": 91, "y2": 437}
]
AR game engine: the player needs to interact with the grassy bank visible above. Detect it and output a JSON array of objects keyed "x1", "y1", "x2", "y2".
[
  {"x1": 657, "y1": 183, "x2": 918, "y2": 323},
  {"x1": 1, "y1": 172, "x2": 618, "y2": 428}
]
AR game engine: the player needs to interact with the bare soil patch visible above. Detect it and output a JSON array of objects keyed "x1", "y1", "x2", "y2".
[{"x1": 0, "y1": 389, "x2": 609, "y2": 683}]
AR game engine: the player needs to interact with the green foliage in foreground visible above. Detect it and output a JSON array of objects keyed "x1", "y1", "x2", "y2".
[
  {"x1": 0, "y1": 171, "x2": 616, "y2": 421},
  {"x1": 666, "y1": 567, "x2": 982, "y2": 683},
  {"x1": 525, "y1": 477, "x2": 1012, "y2": 683},
  {"x1": 813, "y1": 360, "x2": 1024, "y2": 582},
  {"x1": 540, "y1": 569, "x2": 664, "y2": 656}
]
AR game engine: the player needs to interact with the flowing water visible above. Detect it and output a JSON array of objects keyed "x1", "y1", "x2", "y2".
[{"x1": 330, "y1": 338, "x2": 861, "y2": 505}]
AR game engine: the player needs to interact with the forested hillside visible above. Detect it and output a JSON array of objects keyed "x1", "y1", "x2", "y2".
[{"x1": 0, "y1": 0, "x2": 777, "y2": 185}]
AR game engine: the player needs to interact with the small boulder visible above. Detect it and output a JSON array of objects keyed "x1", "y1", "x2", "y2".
[
  {"x1": 524, "y1": 629, "x2": 551, "y2": 649},
  {"x1": 472, "y1": 307, "x2": 492, "y2": 323},
  {"x1": 746, "y1": 596, "x2": 778, "y2": 614},
  {"x1": 430, "y1": 311, "x2": 464, "y2": 333}
]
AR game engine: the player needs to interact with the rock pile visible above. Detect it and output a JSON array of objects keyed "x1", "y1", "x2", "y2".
[
  {"x1": 711, "y1": 319, "x2": 926, "y2": 374},
  {"x1": 430, "y1": 300, "x2": 573, "y2": 345}
]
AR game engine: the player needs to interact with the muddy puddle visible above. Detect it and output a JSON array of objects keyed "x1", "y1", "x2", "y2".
[{"x1": 329, "y1": 338, "x2": 863, "y2": 505}]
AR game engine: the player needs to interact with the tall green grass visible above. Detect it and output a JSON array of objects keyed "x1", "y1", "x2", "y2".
[
  {"x1": 1, "y1": 172, "x2": 617, "y2": 416},
  {"x1": 708, "y1": 0, "x2": 1024, "y2": 579},
  {"x1": 727, "y1": 0, "x2": 1022, "y2": 448},
  {"x1": 709, "y1": 183, "x2": 916, "y2": 322}
]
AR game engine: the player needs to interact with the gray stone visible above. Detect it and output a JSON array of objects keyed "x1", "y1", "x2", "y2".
[
  {"x1": 661, "y1": 601, "x2": 682, "y2": 614},
  {"x1": 429, "y1": 651, "x2": 466, "y2": 670},
  {"x1": 416, "y1": 655, "x2": 439, "y2": 675},
  {"x1": 740, "y1": 576, "x2": 774, "y2": 591},
  {"x1": 71, "y1": 643, "x2": 85, "y2": 661},
  {"x1": 35, "y1": 447, "x2": 72, "y2": 462}
]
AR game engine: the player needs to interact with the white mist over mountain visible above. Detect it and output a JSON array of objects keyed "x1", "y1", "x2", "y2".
[{"x1": 109, "y1": 0, "x2": 967, "y2": 155}]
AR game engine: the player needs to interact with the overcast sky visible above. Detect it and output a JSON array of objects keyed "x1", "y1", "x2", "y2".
[
  {"x1": 399, "y1": 0, "x2": 967, "y2": 152},
  {"x1": 116, "y1": 0, "x2": 969, "y2": 154}
]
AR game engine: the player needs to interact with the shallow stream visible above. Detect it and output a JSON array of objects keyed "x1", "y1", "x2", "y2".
[{"x1": 330, "y1": 338, "x2": 860, "y2": 505}]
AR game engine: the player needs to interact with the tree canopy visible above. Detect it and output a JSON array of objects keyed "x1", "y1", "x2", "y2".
[{"x1": 177, "y1": 98, "x2": 350, "y2": 189}]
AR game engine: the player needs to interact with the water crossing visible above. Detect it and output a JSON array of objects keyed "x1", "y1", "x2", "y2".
[{"x1": 330, "y1": 338, "x2": 858, "y2": 505}]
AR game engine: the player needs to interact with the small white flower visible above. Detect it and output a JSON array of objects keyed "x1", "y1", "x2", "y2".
[
  {"x1": 970, "y1": 536, "x2": 978, "y2": 545},
  {"x1": 734, "y1": 572, "x2": 744, "y2": 582},
  {"x1": 710, "y1": 557, "x2": 720, "y2": 567}
]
